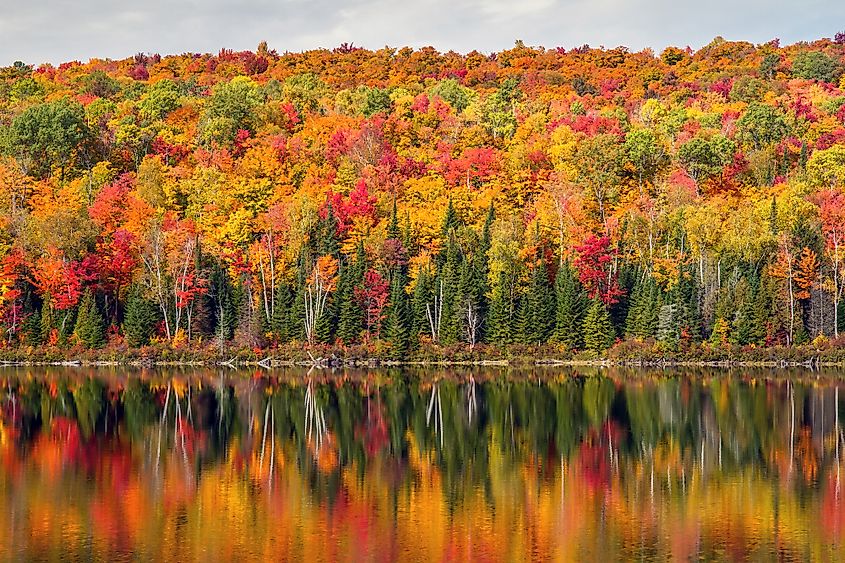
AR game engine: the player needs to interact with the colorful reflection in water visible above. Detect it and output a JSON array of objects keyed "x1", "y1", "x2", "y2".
[{"x1": 1, "y1": 366, "x2": 845, "y2": 561}]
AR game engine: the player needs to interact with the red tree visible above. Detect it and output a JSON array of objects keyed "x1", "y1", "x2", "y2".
[
  {"x1": 574, "y1": 235, "x2": 624, "y2": 305},
  {"x1": 354, "y1": 269, "x2": 389, "y2": 342}
]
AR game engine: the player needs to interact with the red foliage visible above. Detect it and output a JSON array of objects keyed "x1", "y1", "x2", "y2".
[
  {"x1": 323, "y1": 180, "x2": 378, "y2": 236},
  {"x1": 573, "y1": 235, "x2": 624, "y2": 305},
  {"x1": 354, "y1": 269, "x2": 389, "y2": 342},
  {"x1": 89, "y1": 174, "x2": 134, "y2": 232}
]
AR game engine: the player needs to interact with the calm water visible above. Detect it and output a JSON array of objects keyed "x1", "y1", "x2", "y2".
[{"x1": 1, "y1": 366, "x2": 844, "y2": 561}]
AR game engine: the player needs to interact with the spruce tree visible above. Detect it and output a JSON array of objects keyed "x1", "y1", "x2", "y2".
[
  {"x1": 124, "y1": 284, "x2": 160, "y2": 347},
  {"x1": 513, "y1": 293, "x2": 531, "y2": 345},
  {"x1": 525, "y1": 259, "x2": 555, "y2": 344},
  {"x1": 287, "y1": 255, "x2": 309, "y2": 342},
  {"x1": 336, "y1": 257, "x2": 363, "y2": 344},
  {"x1": 384, "y1": 272, "x2": 410, "y2": 358},
  {"x1": 39, "y1": 299, "x2": 53, "y2": 344},
  {"x1": 441, "y1": 197, "x2": 459, "y2": 237},
  {"x1": 74, "y1": 290, "x2": 106, "y2": 349},
  {"x1": 317, "y1": 203, "x2": 340, "y2": 257},
  {"x1": 270, "y1": 278, "x2": 294, "y2": 342},
  {"x1": 411, "y1": 266, "x2": 434, "y2": 344},
  {"x1": 625, "y1": 276, "x2": 660, "y2": 339},
  {"x1": 583, "y1": 297, "x2": 615, "y2": 353},
  {"x1": 553, "y1": 262, "x2": 588, "y2": 348},
  {"x1": 438, "y1": 236, "x2": 463, "y2": 344},
  {"x1": 22, "y1": 305, "x2": 42, "y2": 346},
  {"x1": 476, "y1": 202, "x2": 494, "y2": 341},
  {"x1": 488, "y1": 271, "x2": 515, "y2": 345}
]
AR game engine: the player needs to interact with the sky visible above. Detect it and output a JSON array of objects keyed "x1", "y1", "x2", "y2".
[{"x1": 0, "y1": 0, "x2": 843, "y2": 66}]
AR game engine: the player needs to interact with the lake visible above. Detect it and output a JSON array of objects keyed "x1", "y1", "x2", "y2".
[{"x1": 0, "y1": 366, "x2": 843, "y2": 561}]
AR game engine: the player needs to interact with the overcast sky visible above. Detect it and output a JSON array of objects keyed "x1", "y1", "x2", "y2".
[{"x1": 0, "y1": 0, "x2": 843, "y2": 66}]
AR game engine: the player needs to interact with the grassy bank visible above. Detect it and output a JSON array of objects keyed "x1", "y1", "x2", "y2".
[{"x1": 0, "y1": 336, "x2": 844, "y2": 368}]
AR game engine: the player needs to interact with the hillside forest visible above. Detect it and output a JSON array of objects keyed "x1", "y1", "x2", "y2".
[{"x1": 2, "y1": 36, "x2": 845, "y2": 360}]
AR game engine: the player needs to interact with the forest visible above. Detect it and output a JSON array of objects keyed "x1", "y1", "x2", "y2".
[{"x1": 1, "y1": 35, "x2": 845, "y2": 361}]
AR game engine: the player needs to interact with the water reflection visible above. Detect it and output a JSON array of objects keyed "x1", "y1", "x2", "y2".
[{"x1": 0, "y1": 367, "x2": 844, "y2": 561}]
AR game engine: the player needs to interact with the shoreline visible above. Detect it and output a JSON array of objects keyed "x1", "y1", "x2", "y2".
[{"x1": 0, "y1": 357, "x2": 842, "y2": 369}]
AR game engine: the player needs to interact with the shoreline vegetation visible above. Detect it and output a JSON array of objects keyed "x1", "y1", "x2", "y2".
[{"x1": 2, "y1": 338, "x2": 845, "y2": 368}]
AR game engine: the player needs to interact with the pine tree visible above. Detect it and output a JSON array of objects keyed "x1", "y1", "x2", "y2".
[
  {"x1": 438, "y1": 236, "x2": 463, "y2": 344},
  {"x1": 74, "y1": 290, "x2": 106, "y2": 349},
  {"x1": 732, "y1": 277, "x2": 766, "y2": 345},
  {"x1": 124, "y1": 284, "x2": 160, "y2": 347},
  {"x1": 583, "y1": 297, "x2": 615, "y2": 353},
  {"x1": 22, "y1": 305, "x2": 42, "y2": 346},
  {"x1": 288, "y1": 254, "x2": 309, "y2": 342},
  {"x1": 513, "y1": 293, "x2": 531, "y2": 345},
  {"x1": 476, "y1": 202, "x2": 494, "y2": 341},
  {"x1": 525, "y1": 259, "x2": 555, "y2": 344},
  {"x1": 441, "y1": 197, "x2": 459, "y2": 237},
  {"x1": 384, "y1": 272, "x2": 410, "y2": 358},
  {"x1": 269, "y1": 278, "x2": 293, "y2": 342},
  {"x1": 488, "y1": 271, "x2": 515, "y2": 345},
  {"x1": 411, "y1": 266, "x2": 433, "y2": 344},
  {"x1": 625, "y1": 275, "x2": 660, "y2": 339},
  {"x1": 317, "y1": 203, "x2": 340, "y2": 257},
  {"x1": 39, "y1": 299, "x2": 53, "y2": 344},
  {"x1": 553, "y1": 262, "x2": 588, "y2": 349},
  {"x1": 336, "y1": 256, "x2": 364, "y2": 344},
  {"x1": 676, "y1": 265, "x2": 702, "y2": 341}
]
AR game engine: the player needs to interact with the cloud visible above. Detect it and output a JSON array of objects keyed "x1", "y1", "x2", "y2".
[{"x1": 0, "y1": 0, "x2": 842, "y2": 65}]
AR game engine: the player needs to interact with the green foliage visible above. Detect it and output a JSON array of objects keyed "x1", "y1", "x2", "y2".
[
  {"x1": 2, "y1": 98, "x2": 88, "y2": 178},
  {"x1": 553, "y1": 262, "x2": 588, "y2": 349},
  {"x1": 429, "y1": 78, "x2": 474, "y2": 113},
  {"x1": 625, "y1": 276, "x2": 660, "y2": 339},
  {"x1": 736, "y1": 103, "x2": 788, "y2": 150},
  {"x1": 792, "y1": 51, "x2": 842, "y2": 83},
  {"x1": 583, "y1": 298, "x2": 615, "y2": 353},
  {"x1": 123, "y1": 284, "x2": 160, "y2": 347},
  {"x1": 200, "y1": 76, "x2": 262, "y2": 144},
  {"x1": 138, "y1": 79, "x2": 182, "y2": 121},
  {"x1": 523, "y1": 259, "x2": 555, "y2": 344},
  {"x1": 677, "y1": 135, "x2": 736, "y2": 185},
  {"x1": 384, "y1": 273, "x2": 410, "y2": 358},
  {"x1": 488, "y1": 271, "x2": 515, "y2": 345},
  {"x1": 74, "y1": 290, "x2": 106, "y2": 349}
]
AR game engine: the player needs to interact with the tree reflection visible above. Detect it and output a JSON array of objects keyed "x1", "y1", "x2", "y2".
[{"x1": 0, "y1": 367, "x2": 844, "y2": 560}]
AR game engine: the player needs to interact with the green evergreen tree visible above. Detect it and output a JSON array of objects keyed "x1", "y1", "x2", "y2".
[
  {"x1": 336, "y1": 255, "x2": 363, "y2": 344},
  {"x1": 39, "y1": 298, "x2": 54, "y2": 344},
  {"x1": 625, "y1": 275, "x2": 660, "y2": 339},
  {"x1": 731, "y1": 277, "x2": 767, "y2": 345},
  {"x1": 384, "y1": 272, "x2": 410, "y2": 358},
  {"x1": 441, "y1": 197, "x2": 459, "y2": 237},
  {"x1": 123, "y1": 284, "x2": 160, "y2": 347},
  {"x1": 287, "y1": 254, "x2": 309, "y2": 342},
  {"x1": 488, "y1": 271, "x2": 515, "y2": 345},
  {"x1": 270, "y1": 278, "x2": 294, "y2": 343},
  {"x1": 553, "y1": 261, "x2": 588, "y2": 348},
  {"x1": 583, "y1": 298, "x2": 615, "y2": 353},
  {"x1": 411, "y1": 266, "x2": 434, "y2": 344},
  {"x1": 476, "y1": 202, "x2": 495, "y2": 341},
  {"x1": 74, "y1": 290, "x2": 106, "y2": 348},
  {"x1": 438, "y1": 236, "x2": 463, "y2": 344},
  {"x1": 513, "y1": 293, "x2": 531, "y2": 345},
  {"x1": 317, "y1": 202, "x2": 340, "y2": 257},
  {"x1": 525, "y1": 259, "x2": 555, "y2": 344},
  {"x1": 22, "y1": 305, "x2": 42, "y2": 346}
]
